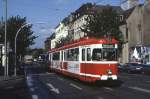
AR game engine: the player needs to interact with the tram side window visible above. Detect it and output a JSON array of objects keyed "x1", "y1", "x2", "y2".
[
  {"x1": 74, "y1": 48, "x2": 79, "y2": 61},
  {"x1": 61, "y1": 51, "x2": 63, "y2": 61},
  {"x1": 52, "y1": 52, "x2": 60, "y2": 60},
  {"x1": 66, "y1": 48, "x2": 79, "y2": 61},
  {"x1": 82, "y1": 49, "x2": 85, "y2": 61},
  {"x1": 67, "y1": 50, "x2": 72, "y2": 61},
  {"x1": 87, "y1": 48, "x2": 91, "y2": 61},
  {"x1": 92, "y1": 49, "x2": 102, "y2": 61},
  {"x1": 64, "y1": 51, "x2": 67, "y2": 61}
]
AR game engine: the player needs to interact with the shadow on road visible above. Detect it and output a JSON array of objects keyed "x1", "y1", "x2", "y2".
[
  {"x1": 53, "y1": 71, "x2": 124, "y2": 88},
  {"x1": 0, "y1": 77, "x2": 30, "y2": 99}
]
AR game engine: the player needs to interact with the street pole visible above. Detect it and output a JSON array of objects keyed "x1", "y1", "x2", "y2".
[
  {"x1": 4, "y1": 0, "x2": 8, "y2": 76},
  {"x1": 14, "y1": 22, "x2": 48, "y2": 76},
  {"x1": 14, "y1": 23, "x2": 31, "y2": 76}
]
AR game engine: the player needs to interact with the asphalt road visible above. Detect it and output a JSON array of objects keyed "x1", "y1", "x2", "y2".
[{"x1": 25, "y1": 63, "x2": 150, "y2": 99}]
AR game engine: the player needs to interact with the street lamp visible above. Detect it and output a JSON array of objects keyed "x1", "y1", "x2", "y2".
[
  {"x1": 14, "y1": 23, "x2": 31, "y2": 76},
  {"x1": 4, "y1": 0, "x2": 8, "y2": 77},
  {"x1": 14, "y1": 22, "x2": 49, "y2": 76}
]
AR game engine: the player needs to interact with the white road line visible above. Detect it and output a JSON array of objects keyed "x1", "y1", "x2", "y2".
[
  {"x1": 32, "y1": 95, "x2": 38, "y2": 99},
  {"x1": 146, "y1": 81, "x2": 150, "y2": 83},
  {"x1": 98, "y1": 96, "x2": 104, "y2": 99},
  {"x1": 70, "y1": 83, "x2": 82, "y2": 90},
  {"x1": 47, "y1": 83, "x2": 60, "y2": 94},
  {"x1": 57, "y1": 77, "x2": 64, "y2": 81},
  {"x1": 5, "y1": 86, "x2": 14, "y2": 89},
  {"x1": 30, "y1": 88, "x2": 35, "y2": 92},
  {"x1": 104, "y1": 87, "x2": 113, "y2": 91},
  {"x1": 46, "y1": 72, "x2": 55, "y2": 74},
  {"x1": 129, "y1": 86, "x2": 150, "y2": 94},
  {"x1": 26, "y1": 76, "x2": 33, "y2": 87},
  {"x1": 29, "y1": 73, "x2": 55, "y2": 76}
]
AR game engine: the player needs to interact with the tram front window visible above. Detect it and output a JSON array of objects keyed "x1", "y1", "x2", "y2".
[
  {"x1": 103, "y1": 48, "x2": 117, "y2": 61},
  {"x1": 92, "y1": 48, "x2": 117, "y2": 61}
]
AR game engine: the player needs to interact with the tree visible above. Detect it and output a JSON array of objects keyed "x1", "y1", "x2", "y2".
[
  {"x1": 31, "y1": 48, "x2": 45, "y2": 59},
  {"x1": 80, "y1": 6, "x2": 124, "y2": 55},
  {"x1": 55, "y1": 34, "x2": 73, "y2": 48},
  {"x1": 81, "y1": 6, "x2": 123, "y2": 42},
  {"x1": 0, "y1": 16, "x2": 37, "y2": 56},
  {"x1": 0, "y1": 20, "x2": 5, "y2": 43}
]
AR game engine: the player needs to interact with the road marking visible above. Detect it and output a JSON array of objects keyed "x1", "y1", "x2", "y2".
[
  {"x1": 146, "y1": 81, "x2": 150, "y2": 83},
  {"x1": 47, "y1": 83, "x2": 60, "y2": 94},
  {"x1": 5, "y1": 86, "x2": 14, "y2": 89},
  {"x1": 29, "y1": 73, "x2": 55, "y2": 76},
  {"x1": 26, "y1": 76, "x2": 33, "y2": 87},
  {"x1": 30, "y1": 88, "x2": 35, "y2": 92},
  {"x1": 104, "y1": 87, "x2": 113, "y2": 91},
  {"x1": 98, "y1": 96, "x2": 104, "y2": 99},
  {"x1": 129, "y1": 86, "x2": 150, "y2": 94},
  {"x1": 57, "y1": 77, "x2": 64, "y2": 81},
  {"x1": 70, "y1": 83, "x2": 82, "y2": 90},
  {"x1": 46, "y1": 72, "x2": 55, "y2": 74},
  {"x1": 32, "y1": 95, "x2": 38, "y2": 99}
]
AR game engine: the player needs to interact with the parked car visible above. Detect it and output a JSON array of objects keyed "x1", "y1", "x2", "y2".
[{"x1": 123, "y1": 63, "x2": 144, "y2": 74}]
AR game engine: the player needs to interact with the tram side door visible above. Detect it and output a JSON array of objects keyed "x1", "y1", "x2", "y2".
[
  {"x1": 48, "y1": 53, "x2": 52, "y2": 69},
  {"x1": 81, "y1": 47, "x2": 91, "y2": 81},
  {"x1": 60, "y1": 51, "x2": 63, "y2": 70}
]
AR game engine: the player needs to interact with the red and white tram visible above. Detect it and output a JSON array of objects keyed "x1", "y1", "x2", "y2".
[{"x1": 48, "y1": 37, "x2": 119, "y2": 82}]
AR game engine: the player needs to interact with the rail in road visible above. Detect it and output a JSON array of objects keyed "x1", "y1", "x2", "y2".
[{"x1": 25, "y1": 64, "x2": 150, "y2": 99}]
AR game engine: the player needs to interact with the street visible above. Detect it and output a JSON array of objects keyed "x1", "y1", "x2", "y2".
[
  {"x1": 25, "y1": 63, "x2": 150, "y2": 99},
  {"x1": 0, "y1": 0, "x2": 150, "y2": 99}
]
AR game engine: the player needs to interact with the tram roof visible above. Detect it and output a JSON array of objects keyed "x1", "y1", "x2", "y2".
[{"x1": 49, "y1": 37, "x2": 118, "y2": 52}]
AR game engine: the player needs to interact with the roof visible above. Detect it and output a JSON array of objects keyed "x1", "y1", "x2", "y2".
[
  {"x1": 60, "y1": 3, "x2": 124, "y2": 25},
  {"x1": 49, "y1": 37, "x2": 118, "y2": 52},
  {"x1": 123, "y1": 4, "x2": 143, "y2": 19},
  {"x1": 72, "y1": 4, "x2": 124, "y2": 21}
]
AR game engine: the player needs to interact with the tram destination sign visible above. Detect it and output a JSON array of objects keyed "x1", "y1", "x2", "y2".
[{"x1": 102, "y1": 44, "x2": 115, "y2": 48}]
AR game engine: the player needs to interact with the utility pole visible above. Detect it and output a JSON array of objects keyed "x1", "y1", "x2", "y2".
[{"x1": 4, "y1": 0, "x2": 8, "y2": 76}]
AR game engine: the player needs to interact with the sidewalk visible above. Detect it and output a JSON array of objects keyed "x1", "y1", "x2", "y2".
[
  {"x1": 0, "y1": 75, "x2": 25, "y2": 87},
  {"x1": 0, "y1": 75, "x2": 30, "y2": 99}
]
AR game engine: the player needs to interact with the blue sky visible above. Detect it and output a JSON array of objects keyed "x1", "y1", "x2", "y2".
[{"x1": 0, "y1": 0, "x2": 144, "y2": 48}]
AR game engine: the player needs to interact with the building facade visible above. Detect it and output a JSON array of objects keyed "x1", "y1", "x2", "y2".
[
  {"x1": 51, "y1": 22, "x2": 69, "y2": 48},
  {"x1": 51, "y1": 3, "x2": 123, "y2": 49},
  {"x1": 120, "y1": 1, "x2": 150, "y2": 64}
]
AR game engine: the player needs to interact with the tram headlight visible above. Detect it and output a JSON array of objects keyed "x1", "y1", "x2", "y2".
[{"x1": 107, "y1": 69, "x2": 112, "y2": 75}]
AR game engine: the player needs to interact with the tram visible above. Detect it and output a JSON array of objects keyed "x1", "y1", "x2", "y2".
[{"x1": 48, "y1": 37, "x2": 119, "y2": 82}]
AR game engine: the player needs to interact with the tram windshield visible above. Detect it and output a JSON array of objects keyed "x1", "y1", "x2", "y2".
[{"x1": 92, "y1": 48, "x2": 117, "y2": 61}]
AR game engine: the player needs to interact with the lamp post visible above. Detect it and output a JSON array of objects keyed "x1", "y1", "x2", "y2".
[
  {"x1": 4, "y1": 0, "x2": 8, "y2": 76},
  {"x1": 14, "y1": 23, "x2": 31, "y2": 76},
  {"x1": 14, "y1": 22, "x2": 49, "y2": 76}
]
